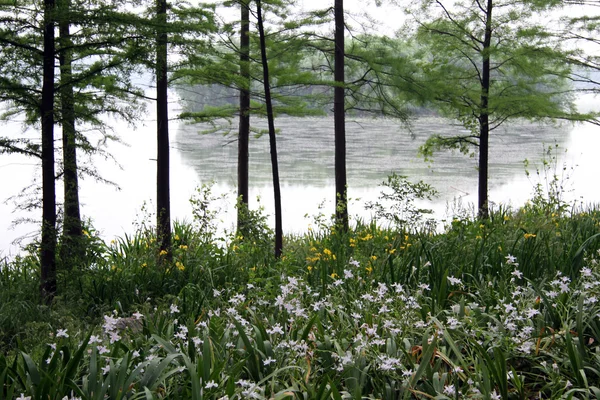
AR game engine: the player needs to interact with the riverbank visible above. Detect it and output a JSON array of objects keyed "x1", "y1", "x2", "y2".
[{"x1": 2, "y1": 197, "x2": 600, "y2": 398}]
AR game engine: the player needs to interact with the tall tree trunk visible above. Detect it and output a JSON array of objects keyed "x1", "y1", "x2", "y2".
[
  {"x1": 58, "y1": 0, "x2": 84, "y2": 269},
  {"x1": 156, "y1": 0, "x2": 171, "y2": 259},
  {"x1": 237, "y1": 0, "x2": 251, "y2": 234},
  {"x1": 478, "y1": 0, "x2": 493, "y2": 220},
  {"x1": 40, "y1": 0, "x2": 57, "y2": 302},
  {"x1": 256, "y1": 0, "x2": 282, "y2": 258},
  {"x1": 334, "y1": 0, "x2": 348, "y2": 231}
]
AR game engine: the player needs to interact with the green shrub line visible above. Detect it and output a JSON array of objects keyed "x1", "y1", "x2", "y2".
[{"x1": 2, "y1": 199, "x2": 600, "y2": 399}]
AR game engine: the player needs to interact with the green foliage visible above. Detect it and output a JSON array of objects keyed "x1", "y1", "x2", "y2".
[
  {"x1": 2, "y1": 197, "x2": 600, "y2": 397},
  {"x1": 366, "y1": 173, "x2": 439, "y2": 232}
]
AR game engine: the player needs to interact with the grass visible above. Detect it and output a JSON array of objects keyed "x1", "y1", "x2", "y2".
[{"x1": 2, "y1": 193, "x2": 600, "y2": 399}]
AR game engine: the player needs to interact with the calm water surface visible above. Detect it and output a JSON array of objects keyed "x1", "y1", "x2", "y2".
[{"x1": 1, "y1": 100, "x2": 599, "y2": 256}]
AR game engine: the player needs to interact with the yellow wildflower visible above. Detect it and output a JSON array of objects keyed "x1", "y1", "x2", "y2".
[
  {"x1": 307, "y1": 265, "x2": 313, "y2": 272},
  {"x1": 174, "y1": 234, "x2": 180, "y2": 241},
  {"x1": 524, "y1": 233, "x2": 537, "y2": 239},
  {"x1": 176, "y1": 261, "x2": 185, "y2": 271},
  {"x1": 349, "y1": 238, "x2": 357, "y2": 247},
  {"x1": 159, "y1": 249, "x2": 168, "y2": 256},
  {"x1": 370, "y1": 255, "x2": 377, "y2": 261},
  {"x1": 366, "y1": 266, "x2": 373, "y2": 274},
  {"x1": 330, "y1": 273, "x2": 338, "y2": 279},
  {"x1": 142, "y1": 262, "x2": 147, "y2": 268},
  {"x1": 504, "y1": 215, "x2": 510, "y2": 221},
  {"x1": 323, "y1": 248, "x2": 332, "y2": 257},
  {"x1": 82, "y1": 230, "x2": 90, "y2": 238},
  {"x1": 179, "y1": 244, "x2": 188, "y2": 250},
  {"x1": 476, "y1": 235, "x2": 482, "y2": 240},
  {"x1": 388, "y1": 248, "x2": 396, "y2": 255},
  {"x1": 111, "y1": 265, "x2": 117, "y2": 271}
]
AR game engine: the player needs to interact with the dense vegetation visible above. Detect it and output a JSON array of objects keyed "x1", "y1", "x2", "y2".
[{"x1": 1, "y1": 184, "x2": 600, "y2": 398}]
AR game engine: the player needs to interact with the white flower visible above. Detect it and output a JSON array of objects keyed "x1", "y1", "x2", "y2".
[
  {"x1": 349, "y1": 258, "x2": 360, "y2": 267},
  {"x1": 205, "y1": 380, "x2": 218, "y2": 389},
  {"x1": 97, "y1": 345, "x2": 110, "y2": 355},
  {"x1": 132, "y1": 311, "x2": 143, "y2": 319},
  {"x1": 344, "y1": 269, "x2": 354, "y2": 279},
  {"x1": 443, "y1": 385, "x2": 455, "y2": 396},
  {"x1": 266, "y1": 323, "x2": 284, "y2": 335},
  {"x1": 56, "y1": 329, "x2": 69, "y2": 338},
  {"x1": 581, "y1": 267, "x2": 592, "y2": 277},
  {"x1": 89, "y1": 335, "x2": 102, "y2": 344},
  {"x1": 526, "y1": 308, "x2": 540, "y2": 318},
  {"x1": 263, "y1": 357, "x2": 276, "y2": 366},
  {"x1": 511, "y1": 269, "x2": 523, "y2": 279},
  {"x1": 102, "y1": 363, "x2": 111, "y2": 375},
  {"x1": 447, "y1": 276, "x2": 462, "y2": 286},
  {"x1": 170, "y1": 304, "x2": 179, "y2": 314},
  {"x1": 17, "y1": 394, "x2": 31, "y2": 400}
]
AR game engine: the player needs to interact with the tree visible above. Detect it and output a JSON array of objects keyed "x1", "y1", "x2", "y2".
[
  {"x1": 156, "y1": 0, "x2": 171, "y2": 260},
  {"x1": 57, "y1": 0, "x2": 84, "y2": 269},
  {"x1": 407, "y1": 0, "x2": 593, "y2": 219},
  {"x1": 255, "y1": 0, "x2": 282, "y2": 257},
  {"x1": 1, "y1": 0, "x2": 148, "y2": 299},
  {"x1": 40, "y1": 0, "x2": 58, "y2": 301},
  {"x1": 238, "y1": 0, "x2": 251, "y2": 234},
  {"x1": 334, "y1": 0, "x2": 348, "y2": 231}
]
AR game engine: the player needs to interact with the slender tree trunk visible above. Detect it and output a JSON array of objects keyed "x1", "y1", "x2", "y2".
[
  {"x1": 237, "y1": 0, "x2": 251, "y2": 234},
  {"x1": 334, "y1": 0, "x2": 348, "y2": 231},
  {"x1": 256, "y1": 0, "x2": 283, "y2": 258},
  {"x1": 40, "y1": 0, "x2": 57, "y2": 302},
  {"x1": 156, "y1": 0, "x2": 171, "y2": 259},
  {"x1": 58, "y1": 0, "x2": 84, "y2": 269},
  {"x1": 478, "y1": 0, "x2": 493, "y2": 220}
]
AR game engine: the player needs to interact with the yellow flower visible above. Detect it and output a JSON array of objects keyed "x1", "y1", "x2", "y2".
[
  {"x1": 176, "y1": 261, "x2": 185, "y2": 271},
  {"x1": 307, "y1": 265, "x2": 313, "y2": 272},
  {"x1": 179, "y1": 245, "x2": 188, "y2": 250},
  {"x1": 174, "y1": 234, "x2": 180, "y2": 241},
  {"x1": 323, "y1": 248, "x2": 332, "y2": 257},
  {"x1": 388, "y1": 248, "x2": 396, "y2": 255},
  {"x1": 366, "y1": 266, "x2": 373, "y2": 274},
  {"x1": 524, "y1": 233, "x2": 537, "y2": 239},
  {"x1": 250, "y1": 266, "x2": 256, "y2": 271},
  {"x1": 330, "y1": 272, "x2": 338, "y2": 279},
  {"x1": 82, "y1": 230, "x2": 90, "y2": 238},
  {"x1": 476, "y1": 235, "x2": 482, "y2": 240},
  {"x1": 479, "y1": 224, "x2": 485, "y2": 229},
  {"x1": 504, "y1": 215, "x2": 510, "y2": 221},
  {"x1": 370, "y1": 255, "x2": 377, "y2": 261},
  {"x1": 349, "y1": 238, "x2": 357, "y2": 247},
  {"x1": 111, "y1": 265, "x2": 117, "y2": 271},
  {"x1": 142, "y1": 262, "x2": 147, "y2": 268},
  {"x1": 159, "y1": 249, "x2": 168, "y2": 256}
]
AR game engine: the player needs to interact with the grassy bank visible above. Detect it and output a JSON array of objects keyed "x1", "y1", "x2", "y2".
[{"x1": 1, "y1": 197, "x2": 600, "y2": 399}]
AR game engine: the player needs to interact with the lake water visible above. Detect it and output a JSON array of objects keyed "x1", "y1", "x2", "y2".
[{"x1": 1, "y1": 95, "x2": 599, "y2": 257}]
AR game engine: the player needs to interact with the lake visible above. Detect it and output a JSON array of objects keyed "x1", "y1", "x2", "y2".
[{"x1": 1, "y1": 96, "x2": 599, "y2": 256}]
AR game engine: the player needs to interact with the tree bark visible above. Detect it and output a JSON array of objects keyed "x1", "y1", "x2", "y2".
[
  {"x1": 58, "y1": 0, "x2": 84, "y2": 269},
  {"x1": 256, "y1": 0, "x2": 283, "y2": 257},
  {"x1": 334, "y1": 0, "x2": 348, "y2": 231},
  {"x1": 40, "y1": 0, "x2": 57, "y2": 302},
  {"x1": 237, "y1": 0, "x2": 251, "y2": 234},
  {"x1": 156, "y1": 0, "x2": 171, "y2": 259},
  {"x1": 478, "y1": 0, "x2": 493, "y2": 220}
]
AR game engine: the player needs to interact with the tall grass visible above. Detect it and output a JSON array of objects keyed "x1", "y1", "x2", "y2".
[{"x1": 1, "y1": 193, "x2": 600, "y2": 398}]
